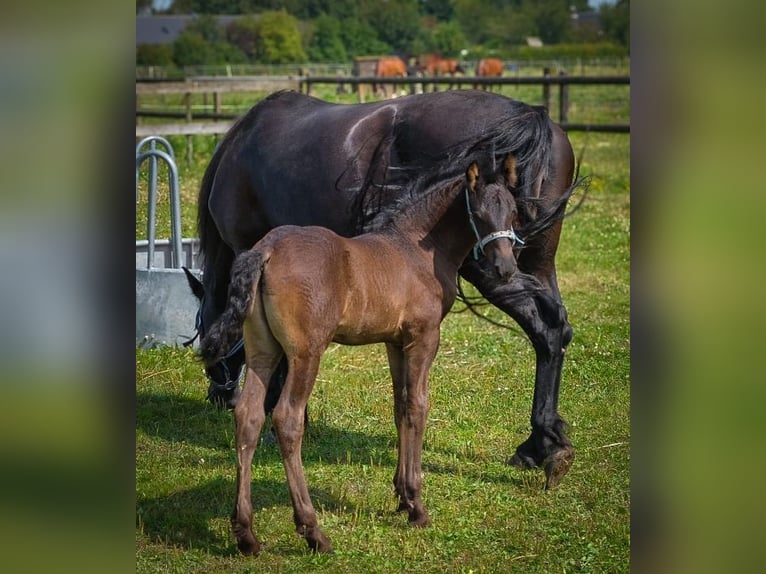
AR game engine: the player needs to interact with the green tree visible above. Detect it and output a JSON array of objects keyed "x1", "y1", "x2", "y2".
[
  {"x1": 136, "y1": 0, "x2": 153, "y2": 14},
  {"x1": 419, "y1": 0, "x2": 454, "y2": 21},
  {"x1": 255, "y1": 10, "x2": 307, "y2": 64},
  {"x1": 600, "y1": 0, "x2": 629, "y2": 48},
  {"x1": 136, "y1": 43, "x2": 174, "y2": 66},
  {"x1": 340, "y1": 19, "x2": 391, "y2": 57},
  {"x1": 361, "y1": 0, "x2": 420, "y2": 55},
  {"x1": 307, "y1": 14, "x2": 347, "y2": 62},
  {"x1": 530, "y1": 0, "x2": 573, "y2": 44},
  {"x1": 173, "y1": 31, "x2": 216, "y2": 66},
  {"x1": 226, "y1": 15, "x2": 260, "y2": 61},
  {"x1": 431, "y1": 20, "x2": 468, "y2": 57},
  {"x1": 172, "y1": 16, "x2": 247, "y2": 66}
]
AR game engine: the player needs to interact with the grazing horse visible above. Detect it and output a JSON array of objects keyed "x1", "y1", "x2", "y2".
[
  {"x1": 200, "y1": 160, "x2": 524, "y2": 555},
  {"x1": 417, "y1": 54, "x2": 465, "y2": 90},
  {"x1": 375, "y1": 55, "x2": 408, "y2": 98},
  {"x1": 187, "y1": 89, "x2": 580, "y2": 490},
  {"x1": 476, "y1": 57, "x2": 505, "y2": 91}
]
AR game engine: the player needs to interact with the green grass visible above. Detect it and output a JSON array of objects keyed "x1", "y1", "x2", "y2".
[{"x1": 136, "y1": 91, "x2": 629, "y2": 571}]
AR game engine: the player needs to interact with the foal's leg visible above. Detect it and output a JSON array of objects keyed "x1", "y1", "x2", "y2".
[
  {"x1": 387, "y1": 329, "x2": 439, "y2": 527},
  {"x1": 385, "y1": 343, "x2": 408, "y2": 512},
  {"x1": 231, "y1": 322, "x2": 283, "y2": 555},
  {"x1": 271, "y1": 353, "x2": 332, "y2": 553}
]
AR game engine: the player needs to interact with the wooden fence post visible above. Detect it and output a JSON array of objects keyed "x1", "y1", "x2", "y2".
[
  {"x1": 558, "y1": 71, "x2": 569, "y2": 124},
  {"x1": 184, "y1": 92, "x2": 192, "y2": 122},
  {"x1": 542, "y1": 67, "x2": 551, "y2": 111}
]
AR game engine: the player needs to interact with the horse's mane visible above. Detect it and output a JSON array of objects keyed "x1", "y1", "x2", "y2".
[{"x1": 356, "y1": 101, "x2": 555, "y2": 234}]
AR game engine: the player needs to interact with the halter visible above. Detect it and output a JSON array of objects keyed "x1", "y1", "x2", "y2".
[
  {"x1": 465, "y1": 187, "x2": 524, "y2": 260},
  {"x1": 183, "y1": 295, "x2": 244, "y2": 396}
]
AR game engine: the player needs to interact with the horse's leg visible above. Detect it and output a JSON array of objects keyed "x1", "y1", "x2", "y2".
[
  {"x1": 459, "y1": 255, "x2": 575, "y2": 490},
  {"x1": 271, "y1": 353, "x2": 332, "y2": 553},
  {"x1": 385, "y1": 343, "x2": 408, "y2": 512},
  {"x1": 389, "y1": 329, "x2": 438, "y2": 527},
  {"x1": 231, "y1": 322, "x2": 283, "y2": 555}
]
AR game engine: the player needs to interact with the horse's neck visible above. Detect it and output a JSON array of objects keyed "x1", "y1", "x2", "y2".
[{"x1": 393, "y1": 186, "x2": 473, "y2": 270}]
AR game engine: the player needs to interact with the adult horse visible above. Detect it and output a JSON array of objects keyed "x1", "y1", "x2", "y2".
[
  {"x1": 201, "y1": 160, "x2": 523, "y2": 555},
  {"x1": 476, "y1": 57, "x2": 505, "y2": 91},
  {"x1": 416, "y1": 54, "x2": 465, "y2": 92},
  {"x1": 375, "y1": 56, "x2": 408, "y2": 98},
  {"x1": 188, "y1": 89, "x2": 579, "y2": 488}
]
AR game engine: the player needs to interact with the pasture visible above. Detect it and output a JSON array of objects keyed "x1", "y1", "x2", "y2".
[{"x1": 136, "y1": 88, "x2": 629, "y2": 572}]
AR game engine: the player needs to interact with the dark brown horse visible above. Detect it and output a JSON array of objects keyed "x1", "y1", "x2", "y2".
[
  {"x1": 476, "y1": 57, "x2": 505, "y2": 91},
  {"x1": 186, "y1": 90, "x2": 579, "y2": 491},
  {"x1": 200, "y1": 160, "x2": 524, "y2": 555}
]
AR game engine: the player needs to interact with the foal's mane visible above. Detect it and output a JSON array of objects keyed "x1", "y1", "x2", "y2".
[{"x1": 365, "y1": 174, "x2": 465, "y2": 232}]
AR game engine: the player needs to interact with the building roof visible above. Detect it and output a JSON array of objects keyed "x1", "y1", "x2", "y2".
[{"x1": 136, "y1": 15, "x2": 242, "y2": 46}]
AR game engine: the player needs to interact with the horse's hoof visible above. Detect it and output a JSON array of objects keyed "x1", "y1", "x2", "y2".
[
  {"x1": 237, "y1": 536, "x2": 262, "y2": 556},
  {"x1": 408, "y1": 509, "x2": 431, "y2": 528},
  {"x1": 307, "y1": 535, "x2": 334, "y2": 554},
  {"x1": 543, "y1": 447, "x2": 575, "y2": 490}
]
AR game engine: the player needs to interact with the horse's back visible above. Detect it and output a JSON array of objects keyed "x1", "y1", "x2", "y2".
[{"x1": 206, "y1": 90, "x2": 570, "y2": 252}]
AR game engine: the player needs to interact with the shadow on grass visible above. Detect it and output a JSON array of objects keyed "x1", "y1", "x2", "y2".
[
  {"x1": 136, "y1": 390, "x2": 397, "y2": 465},
  {"x1": 136, "y1": 476, "x2": 355, "y2": 557}
]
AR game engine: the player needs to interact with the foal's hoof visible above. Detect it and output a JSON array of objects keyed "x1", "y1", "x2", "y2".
[
  {"x1": 236, "y1": 536, "x2": 262, "y2": 556},
  {"x1": 543, "y1": 447, "x2": 575, "y2": 490}
]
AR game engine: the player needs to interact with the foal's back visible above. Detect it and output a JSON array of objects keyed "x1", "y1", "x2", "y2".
[{"x1": 259, "y1": 226, "x2": 441, "y2": 350}]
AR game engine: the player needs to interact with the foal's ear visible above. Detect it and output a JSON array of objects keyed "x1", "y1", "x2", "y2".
[
  {"x1": 466, "y1": 162, "x2": 480, "y2": 193},
  {"x1": 502, "y1": 154, "x2": 518, "y2": 189}
]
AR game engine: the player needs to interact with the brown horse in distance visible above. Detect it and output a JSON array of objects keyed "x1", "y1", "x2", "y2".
[
  {"x1": 476, "y1": 57, "x2": 505, "y2": 91},
  {"x1": 417, "y1": 54, "x2": 465, "y2": 91},
  {"x1": 375, "y1": 55, "x2": 408, "y2": 98},
  {"x1": 200, "y1": 160, "x2": 523, "y2": 555}
]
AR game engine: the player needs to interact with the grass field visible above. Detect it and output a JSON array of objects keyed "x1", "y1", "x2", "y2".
[{"x1": 136, "y1": 89, "x2": 629, "y2": 572}]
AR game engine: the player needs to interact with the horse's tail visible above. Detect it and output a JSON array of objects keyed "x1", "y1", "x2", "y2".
[{"x1": 199, "y1": 250, "x2": 265, "y2": 366}]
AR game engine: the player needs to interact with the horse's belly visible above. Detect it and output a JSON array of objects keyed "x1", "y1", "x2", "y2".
[{"x1": 332, "y1": 317, "x2": 401, "y2": 346}]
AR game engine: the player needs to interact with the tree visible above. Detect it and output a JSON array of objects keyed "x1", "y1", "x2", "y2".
[
  {"x1": 600, "y1": 0, "x2": 629, "y2": 48},
  {"x1": 227, "y1": 16, "x2": 260, "y2": 61},
  {"x1": 430, "y1": 21, "x2": 468, "y2": 57},
  {"x1": 136, "y1": 0, "x2": 153, "y2": 15},
  {"x1": 136, "y1": 43, "x2": 174, "y2": 66},
  {"x1": 172, "y1": 16, "x2": 247, "y2": 66},
  {"x1": 307, "y1": 14, "x2": 347, "y2": 62},
  {"x1": 340, "y1": 19, "x2": 391, "y2": 57},
  {"x1": 530, "y1": 0, "x2": 573, "y2": 45},
  {"x1": 255, "y1": 10, "x2": 307, "y2": 64},
  {"x1": 361, "y1": 0, "x2": 421, "y2": 55}
]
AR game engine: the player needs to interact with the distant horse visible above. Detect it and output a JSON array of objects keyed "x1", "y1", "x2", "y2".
[
  {"x1": 200, "y1": 160, "x2": 524, "y2": 555},
  {"x1": 416, "y1": 54, "x2": 465, "y2": 91},
  {"x1": 186, "y1": 90, "x2": 580, "y2": 491},
  {"x1": 375, "y1": 55, "x2": 408, "y2": 98},
  {"x1": 476, "y1": 57, "x2": 505, "y2": 91}
]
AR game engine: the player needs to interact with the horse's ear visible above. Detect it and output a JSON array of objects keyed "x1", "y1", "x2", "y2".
[
  {"x1": 183, "y1": 266, "x2": 205, "y2": 301},
  {"x1": 466, "y1": 162, "x2": 480, "y2": 193},
  {"x1": 503, "y1": 154, "x2": 518, "y2": 189}
]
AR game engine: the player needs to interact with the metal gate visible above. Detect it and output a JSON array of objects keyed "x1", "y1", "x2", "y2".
[{"x1": 136, "y1": 136, "x2": 201, "y2": 348}]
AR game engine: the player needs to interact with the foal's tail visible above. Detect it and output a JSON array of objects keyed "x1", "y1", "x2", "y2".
[{"x1": 199, "y1": 250, "x2": 265, "y2": 366}]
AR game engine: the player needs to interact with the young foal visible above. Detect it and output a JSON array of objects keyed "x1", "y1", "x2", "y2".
[{"x1": 200, "y1": 160, "x2": 523, "y2": 555}]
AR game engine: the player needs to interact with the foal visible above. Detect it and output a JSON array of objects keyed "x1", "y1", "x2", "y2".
[{"x1": 200, "y1": 160, "x2": 523, "y2": 555}]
